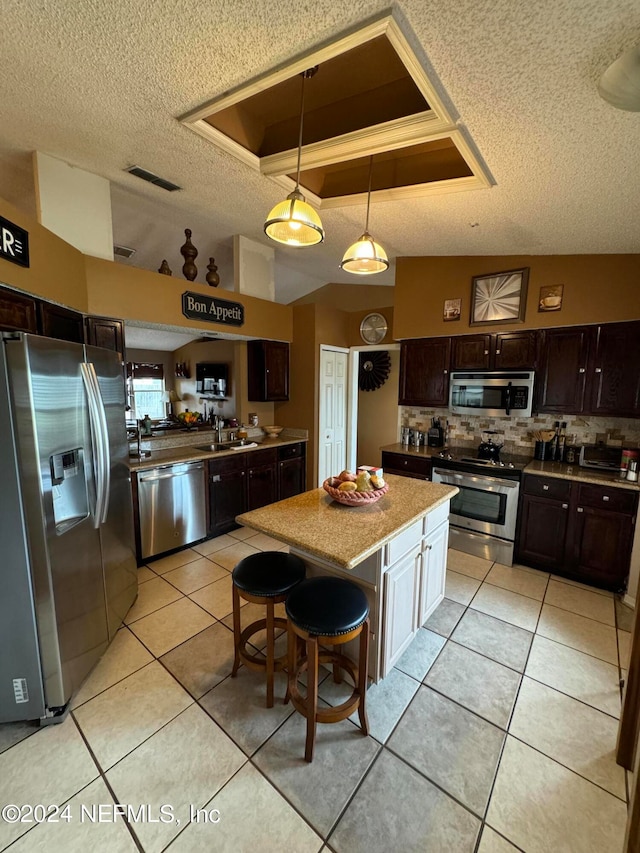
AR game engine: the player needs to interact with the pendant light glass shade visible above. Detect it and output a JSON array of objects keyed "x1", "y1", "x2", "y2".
[
  {"x1": 340, "y1": 155, "x2": 388, "y2": 275},
  {"x1": 264, "y1": 189, "x2": 324, "y2": 246},
  {"x1": 598, "y1": 44, "x2": 640, "y2": 111},
  {"x1": 340, "y1": 232, "x2": 389, "y2": 274},
  {"x1": 264, "y1": 68, "x2": 324, "y2": 246}
]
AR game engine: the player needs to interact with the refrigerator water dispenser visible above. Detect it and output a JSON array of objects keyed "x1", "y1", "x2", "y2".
[{"x1": 50, "y1": 448, "x2": 89, "y2": 534}]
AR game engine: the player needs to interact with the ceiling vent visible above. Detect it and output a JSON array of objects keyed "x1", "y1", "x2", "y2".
[
  {"x1": 125, "y1": 165, "x2": 182, "y2": 192},
  {"x1": 179, "y1": 12, "x2": 492, "y2": 207},
  {"x1": 113, "y1": 244, "x2": 136, "y2": 259}
]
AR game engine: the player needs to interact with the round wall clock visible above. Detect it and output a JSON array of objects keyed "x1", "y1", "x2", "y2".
[
  {"x1": 358, "y1": 350, "x2": 391, "y2": 391},
  {"x1": 359, "y1": 312, "x2": 388, "y2": 344}
]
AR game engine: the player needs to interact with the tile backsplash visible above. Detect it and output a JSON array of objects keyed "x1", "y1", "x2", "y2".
[{"x1": 400, "y1": 407, "x2": 640, "y2": 457}]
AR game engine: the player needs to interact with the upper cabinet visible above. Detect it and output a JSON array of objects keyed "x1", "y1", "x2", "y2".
[
  {"x1": 399, "y1": 338, "x2": 451, "y2": 407},
  {"x1": 0, "y1": 286, "x2": 39, "y2": 334},
  {"x1": 85, "y1": 316, "x2": 125, "y2": 359},
  {"x1": 37, "y1": 302, "x2": 84, "y2": 344},
  {"x1": 247, "y1": 340, "x2": 289, "y2": 401},
  {"x1": 536, "y1": 321, "x2": 640, "y2": 417},
  {"x1": 452, "y1": 331, "x2": 537, "y2": 371}
]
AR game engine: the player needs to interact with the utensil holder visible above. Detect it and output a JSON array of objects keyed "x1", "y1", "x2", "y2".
[{"x1": 534, "y1": 440, "x2": 554, "y2": 461}]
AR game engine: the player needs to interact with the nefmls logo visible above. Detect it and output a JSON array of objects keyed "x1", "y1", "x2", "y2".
[{"x1": 0, "y1": 216, "x2": 30, "y2": 268}]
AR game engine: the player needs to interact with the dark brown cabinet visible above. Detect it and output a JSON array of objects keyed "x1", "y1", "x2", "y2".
[
  {"x1": 517, "y1": 474, "x2": 638, "y2": 591},
  {"x1": 399, "y1": 338, "x2": 451, "y2": 407},
  {"x1": 38, "y1": 302, "x2": 84, "y2": 343},
  {"x1": 248, "y1": 340, "x2": 289, "y2": 401},
  {"x1": 208, "y1": 455, "x2": 247, "y2": 537},
  {"x1": 536, "y1": 326, "x2": 591, "y2": 414},
  {"x1": 0, "y1": 286, "x2": 39, "y2": 333},
  {"x1": 85, "y1": 316, "x2": 125, "y2": 358},
  {"x1": 246, "y1": 448, "x2": 278, "y2": 511},
  {"x1": 452, "y1": 331, "x2": 537, "y2": 371},
  {"x1": 381, "y1": 450, "x2": 432, "y2": 481},
  {"x1": 278, "y1": 443, "x2": 306, "y2": 499},
  {"x1": 589, "y1": 322, "x2": 640, "y2": 417}
]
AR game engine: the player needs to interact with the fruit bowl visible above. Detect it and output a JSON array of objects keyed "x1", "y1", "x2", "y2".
[
  {"x1": 263, "y1": 425, "x2": 283, "y2": 438},
  {"x1": 322, "y1": 478, "x2": 389, "y2": 506}
]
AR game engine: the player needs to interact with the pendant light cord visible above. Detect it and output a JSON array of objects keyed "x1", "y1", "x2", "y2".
[
  {"x1": 364, "y1": 155, "x2": 373, "y2": 233},
  {"x1": 295, "y1": 67, "x2": 318, "y2": 191}
]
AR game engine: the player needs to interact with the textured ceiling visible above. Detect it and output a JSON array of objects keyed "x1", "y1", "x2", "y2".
[{"x1": 0, "y1": 0, "x2": 639, "y2": 310}]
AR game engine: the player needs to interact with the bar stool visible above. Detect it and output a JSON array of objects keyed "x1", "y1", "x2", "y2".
[
  {"x1": 285, "y1": 575, "x2": 370, "y2": 762},
  {"x1": 231, "y1": 551, "x2": 305, "y2": 708}
]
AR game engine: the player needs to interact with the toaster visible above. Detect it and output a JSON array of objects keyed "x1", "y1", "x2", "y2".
[{"x1": 578, "y1": 444, "x2": 622, "y2": 470}]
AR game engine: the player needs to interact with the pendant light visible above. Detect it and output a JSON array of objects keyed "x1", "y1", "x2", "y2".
[
  {"x1": 340, "y1": 155, "x2": 389, "y2": 275},
  {"x1": 264, "y1": 67, "x2": 324, "y2": 246}
]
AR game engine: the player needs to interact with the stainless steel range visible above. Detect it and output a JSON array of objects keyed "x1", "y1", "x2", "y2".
[{"x1": 431, "y1": 449, "x2": 530, "y2": 566}]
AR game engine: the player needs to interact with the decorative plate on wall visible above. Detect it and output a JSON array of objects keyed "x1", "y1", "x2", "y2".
[
  {"x1": 358, "y1": 350, "x2": 391, "y2": 391},
  {"x1": 359, "y1": 312, "x2": 388, "y2": 344}
]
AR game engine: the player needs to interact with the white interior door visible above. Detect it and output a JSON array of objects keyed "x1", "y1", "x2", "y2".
[{"x1": 318, "y1": 346, "x2": 348, "y2": 486}]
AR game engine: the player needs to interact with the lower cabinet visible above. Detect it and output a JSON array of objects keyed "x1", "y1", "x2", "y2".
[
  {"x1": 381, "y1": 450, "x2": 432, "y2": 481},
  {"x1": 247, "y1": 450, "x2": 278, "y2": 511},
  {"x1": 383, "y1": 546, "x2": 422, "y2": 669},
  {"x1": 208, "y1": 456, "x2": 247, "y2": 537},
  {"x1": 517, "y1": 475, "x2": 638, "y2": 591}
]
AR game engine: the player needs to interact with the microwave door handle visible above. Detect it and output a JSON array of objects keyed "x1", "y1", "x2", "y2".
[{"x1": 505, "y1": 382, "x2": 512, "y2": 415}]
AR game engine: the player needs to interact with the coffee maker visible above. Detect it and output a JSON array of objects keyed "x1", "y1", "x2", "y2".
[{"x1": 427, "y1": 417, "x2": 444, "y2": 447}]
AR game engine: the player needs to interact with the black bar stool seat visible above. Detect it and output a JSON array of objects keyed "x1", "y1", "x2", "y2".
[
  {"x1": 286, "y1": 575, "x2": 370, "y2": 762},
  {"x1": 231, "y1": 551, "x2": 305, "y2": 707}
]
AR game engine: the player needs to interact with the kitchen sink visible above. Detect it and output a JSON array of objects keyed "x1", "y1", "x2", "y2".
[{"x1": 194, "y1": 440, "x2": 252, "y2": 452}]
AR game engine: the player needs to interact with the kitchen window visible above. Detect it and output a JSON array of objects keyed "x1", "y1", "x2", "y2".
[{"x1": 126, "y1": 362, "x2": 165, "y2": 420}]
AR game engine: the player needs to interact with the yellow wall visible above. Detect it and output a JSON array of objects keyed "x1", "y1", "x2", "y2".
[
  {"x1": 357, "y1": 349, "x2": 400, "y2": 467},
  {"x1": 394, "y1": 255, "x2": 640, "y2": 339}
]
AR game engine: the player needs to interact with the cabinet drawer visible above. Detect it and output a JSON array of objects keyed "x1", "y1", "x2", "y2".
[
  {"x1": 575, "y1": 483, "x2": 638, "y2": 514},
  {"x1": 209, "y1": 455, "x2": 244, "y2": 475},
  {"x1": 385, "y1": 520, "x2": 422, "y2": 566},
  {"x1": 523, "y1": 475, "x2": 572, "y2": 501},
  {"x1": 249, "y1": 448, "x2": 278, "y2": 465},
  {"x1": 278, "y1": 442, "x2": 302, "y2": 460},
  {"x1": 382, "y1": 452, "x2": 432, "y2": 478}
]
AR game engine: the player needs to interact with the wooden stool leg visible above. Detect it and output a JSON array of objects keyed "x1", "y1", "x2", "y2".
[
  {"x1": 231, "y1": 583, "x2": 242, "y2": 677},
  {"x1": 357, "y1": 619, "x2": 369, "y2": 736},
  {"x1": 333, "y1": 642, "x2": 343, "y2": 684},
  {"x1": 305, "y1": 636, "x2": 319, "y2": 763},
  {"x1": 285, "y1": 620, "x2": 295, "y2": 705},
  {"x1": 265, "y1": 598, "x2": 275, "y2": 708}
]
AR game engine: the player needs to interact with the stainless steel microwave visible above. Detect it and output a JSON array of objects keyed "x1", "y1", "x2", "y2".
[{"x1": 449, "y1": 371, "x2": 535, "y2": 417}]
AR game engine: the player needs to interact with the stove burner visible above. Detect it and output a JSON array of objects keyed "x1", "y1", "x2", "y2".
[{"x1": 434, "y1": 448, "x2": 527, "y2": 475}]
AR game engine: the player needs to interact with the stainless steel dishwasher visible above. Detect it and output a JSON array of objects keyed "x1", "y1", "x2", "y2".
[{"x1": 137, "y1": 461, "x2": 207, "y2": 559}]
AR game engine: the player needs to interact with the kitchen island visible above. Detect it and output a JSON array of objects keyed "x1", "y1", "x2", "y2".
[{"x1": 237, "y1": 474, "x2": 458, "y2": 681}]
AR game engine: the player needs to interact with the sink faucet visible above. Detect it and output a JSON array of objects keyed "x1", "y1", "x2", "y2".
[{"x1": 213, "y1": 415, "x2": 223, "y2": 444}]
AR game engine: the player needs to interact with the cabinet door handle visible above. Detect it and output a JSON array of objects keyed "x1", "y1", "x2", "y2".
[
  {"x1": 562, "y1": 503, "x2": 568, "y2": 509},
  {"x1": 577, "y1": 507, "x2": 584, "y2": 512},
  {"x1": 403, "y1": 460, "x2": 408, "y2": 466},
  {"x1": 595, "y1": 367, "x2": 602, "y2": 373},
  {"x1": 484, "y1": 349, "x2": 490, "y2": 355},
  {"x1": 602, "y1": 495, "x2": 610, "y2": 501},
  {"x1": 211, "y1": 474, "x2": 221, "y2": 483},
  {"x1": 543, "y1": 484, "x2": 549, "y2": 490},
  {"x1": 443, "y1": 369, "x2": 448, "y2": 374},
  {"x1": 579, "y1": 367, "x2": 586, "y2": 373}
]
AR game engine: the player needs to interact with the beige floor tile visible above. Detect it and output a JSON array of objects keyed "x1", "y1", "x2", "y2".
[
  {"x1": 123, "y1": 575, "x2": 183, "y2": 624},
  {"x1": 510, "y1": 677, "x2": 626, "y2": 799},
  {"x1": 485, "y1": 563, "x2": 548, "y2": 601},
  {"x1": 147, "y1": 548, "x2": 202, "y2": 574},
  {"x1": 0, "y1": 718, "x2": 98, "y2": 849},
  {"x1": 163, "y1": 556, "x2": 228, "y2": 594},
  {"x1": 618, "y1": 629, "x2": 631, "y2": 669},
  {"x1": 227, "y1": 526, "x2": 259, "y2": 541},
  {"x1": 246, "y1": 531, "x2": 288, "y2": 551},
  {"x1": 537, "y1": 603, "x2": 618, "y2": 665},
  {"x1": 73, "y1": 661, "x2": 192, "y2": 770},
  {"x1": 107, "y1": 704, "x2": 246, "y2": 853},
  {"x1": 477, "y1": 826, "x2": 519, "y2": 852},
  {"x1": 161, "y1": 622, "x2": 237, "y2": 698},
  {"x1": 138, "y1": 565, "x2": 156, "y2": 584},
  {"x1": 71, "y1": 627, "x2": 154, "y2": 708},
  {"x1": 525, "y1": 635, "x2": 621, "y2": 718},
  {"x1": 189, "y1": 574, "x2": 245, "y2": 620},
  {"x1": 7, "y1": 777, "x2": 137, "y2": 853},
  {"x1": 445, "y1": 570, "x2": 481, "y2": 605},
  {"x1": 446, "y1": 549, "x2": 493, "y2": 580},
  {"x1": 551, "y1": 574, "x2": 613, "y2": 598},
  {"x1": 470, "y1": 584, "x2": 541, "y2": 632},
  {"x1": 221, "y1": 600, "x2": 287, "y2": 649},
  {"x1": 128, "y1": 597, "x2": 215, "y2": 657},
  {"x1": 168, "y1": 763, "x2": 322, "y2": 852},
  {"x1": 545, "y1": 579, "x2": 615, "y2": 626},
  {"x1": 191, "y1": 534, "x2": 237, "y2": 557},
  {"x1": 487, "y1": 737, "x2": 627, "y2": 853},
  {"x1": 207, "y1": 540, "x2": 261, "y2": 571}
]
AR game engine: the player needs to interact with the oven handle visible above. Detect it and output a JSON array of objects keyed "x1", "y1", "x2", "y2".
[{"x1": 433, "y1": 469, "x2": 520, "y2": 490}]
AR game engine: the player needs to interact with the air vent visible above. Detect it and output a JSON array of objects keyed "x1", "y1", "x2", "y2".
[
  {"x1": 114, "y1": 244, "x2": 136, "y2": 258},
  {"x1": 125, "y1": 166, "x2": 182, "y2": 192}
]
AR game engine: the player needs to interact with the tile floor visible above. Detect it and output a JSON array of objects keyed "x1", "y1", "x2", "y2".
[{"x1": 0, "y1": 533, "x2": 634, "y2": 852}]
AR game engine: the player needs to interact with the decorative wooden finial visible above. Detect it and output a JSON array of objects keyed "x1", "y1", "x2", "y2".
[
  {"x1": 180, "y1": 228, "x2": 198, "y2": 281},
  {"x1": 158, "y1": 259, "x2": 172, "y2": 276},
  {"x1": 206, "y1": 257, "x2": 220, "y2": 287}
]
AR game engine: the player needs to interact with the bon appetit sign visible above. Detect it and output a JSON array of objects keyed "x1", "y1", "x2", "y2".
[
  {"x1": 0, "y1": 215, "x2": 29, "y2": 268},
  {"x1": 182, "y1": 292, "x2": 245, "y2": 327}
]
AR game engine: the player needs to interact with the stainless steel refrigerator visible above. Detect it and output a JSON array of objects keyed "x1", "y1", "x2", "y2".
[{"x1": 0, "y1": 333, "x2": 137, "y2": 723}]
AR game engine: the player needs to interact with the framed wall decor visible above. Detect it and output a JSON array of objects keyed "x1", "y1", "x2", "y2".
[
  {"x1": 538, "y1": 284, "x2": 564, "y2": 312},
  {"x1": 443, "y1": 298, "x2": 461, "y2": 322},
  {"x1": 470, "y1": 267, "x2": 529, "y2": 325}
]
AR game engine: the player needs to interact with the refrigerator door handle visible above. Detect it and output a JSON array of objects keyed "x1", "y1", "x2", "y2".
[{"x1": 81, "y1": 363, "x2": 111, "y2": 526}]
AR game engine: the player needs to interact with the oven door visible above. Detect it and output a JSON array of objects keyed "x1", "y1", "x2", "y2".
[{"x1": 432, "y1": 468, "x2": 520, "y2": 540}]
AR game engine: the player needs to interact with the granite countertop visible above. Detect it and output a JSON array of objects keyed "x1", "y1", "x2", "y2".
[
  {"x1": 381, "y1": 442, "x2": 639, "y2": 491},
  {"x1": 129, "y1": 429, "x2": 308, "y2": 473},
  {"x1": 236, "y1": 473, "x2": 458, "y2": 570}
]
